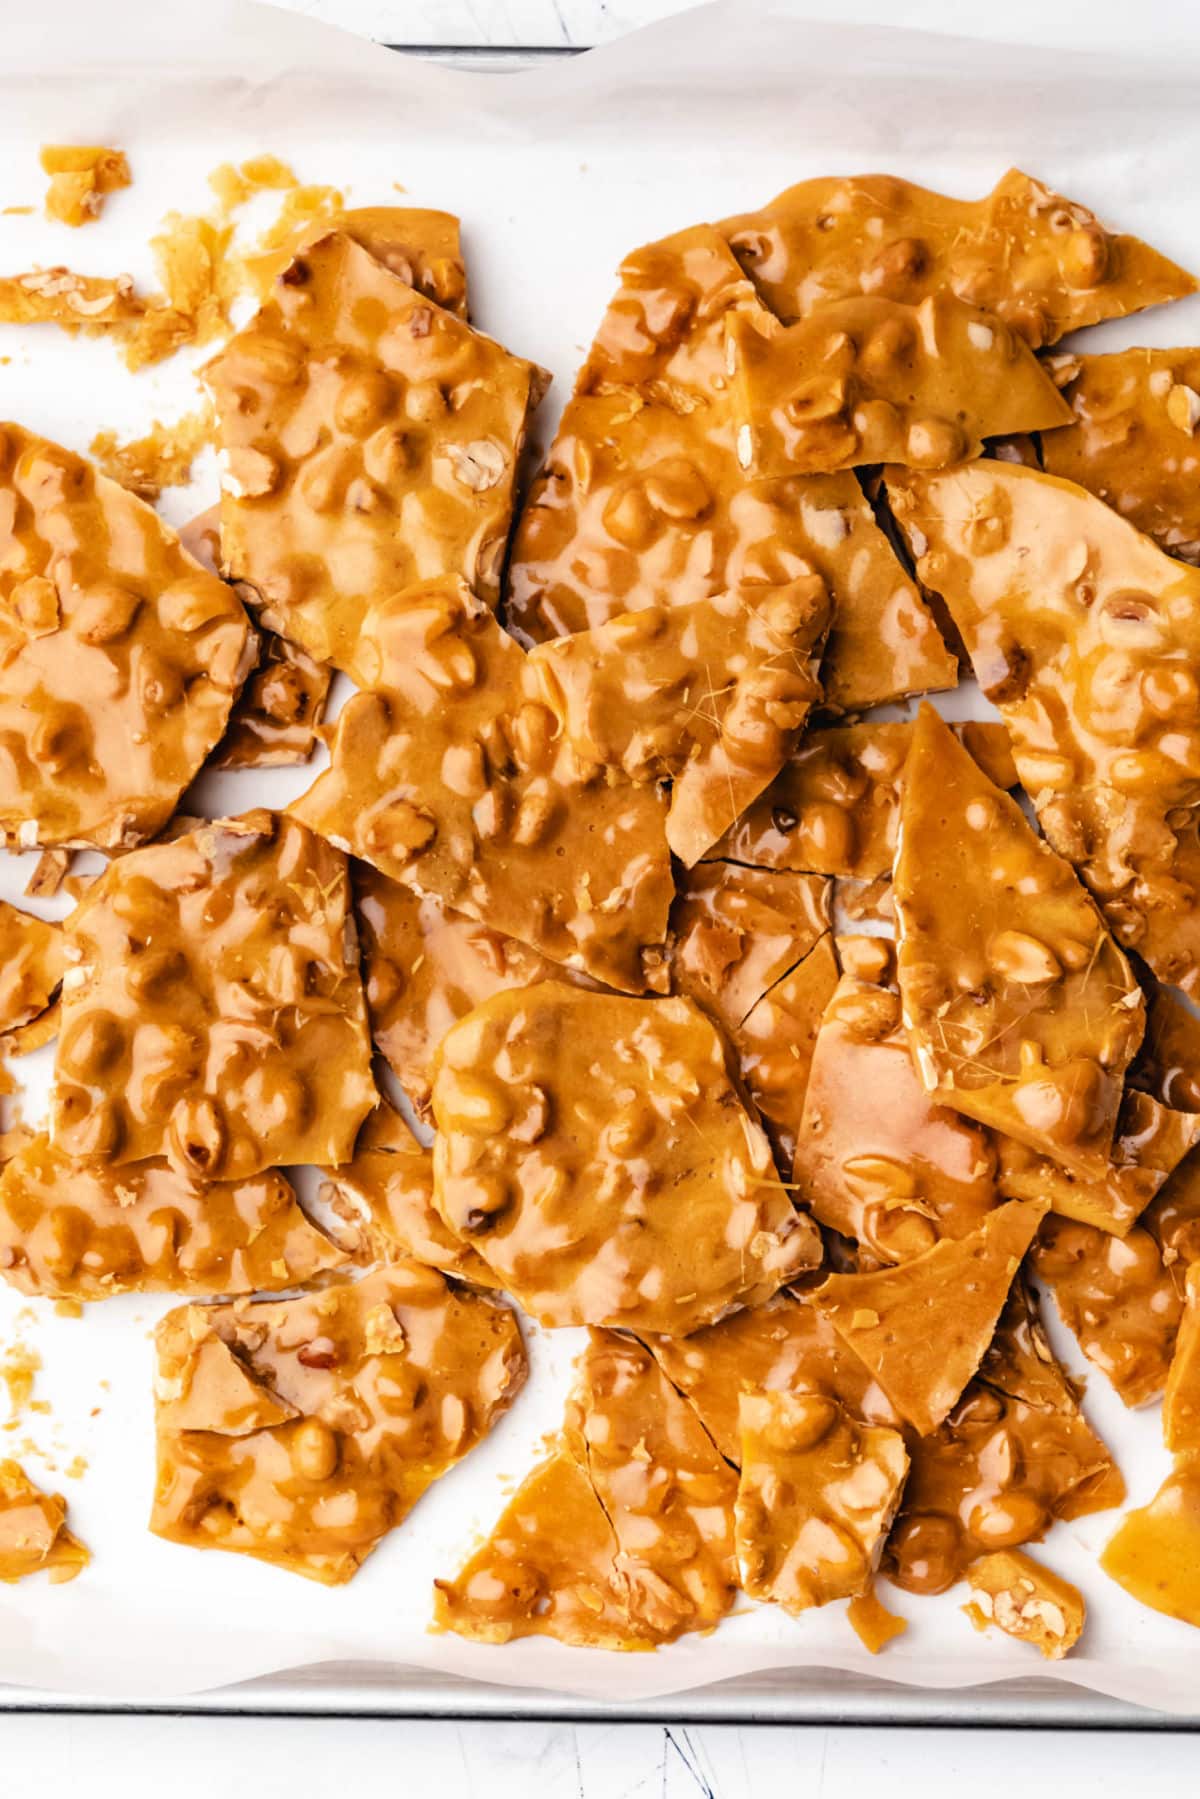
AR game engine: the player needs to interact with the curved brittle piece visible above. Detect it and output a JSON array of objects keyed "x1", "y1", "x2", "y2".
[
  {"x1": 52, "y1": 810, "x2": 377, "y2": 1178},
  {"x1": 720, "y1": 169, "x2": 1195, "y2": 348},
  {"x1": 151, "y1": 1263, "x2": 526, "y2": 1585},
  {"x1": 430, "y1": 982, "x2": 821, "y2": 1333},
  {"x1": 1032, "y1": 1214, "x2": 1182, "y2": 1407},
  {"x1": 893, "y1": 705, "x2": 1144, "y2": 1181},
  {"x1": 0, "y1": 1460, "x2": 89, "y2": 1584},
  {"x1": 1102, "y1": 1458, "x2": 1200, "y2": 1628},
  {"x1": 669, "y1": 861, "x2": 829, "y2": 1036},
  {"x1": 0, "y1": 1133, "x2": 347, "y2": 1301},
  {"x1": 204, "y1": 231, "x2": 545, "y2": 671},
  {"x1": 962, "y1": 1549, "x2": 1085, "y2": 1659},
  {"x1": 0, "y1": 424, "x2": 253, "y2": 850},
  {"x1": 888, "y1": 460, "x2": 1200, "y2": 996}
]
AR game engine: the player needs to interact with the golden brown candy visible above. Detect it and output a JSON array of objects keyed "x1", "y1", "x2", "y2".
[
  {"x1": 1033, "y1": 1214, "x2": 1181, "y2": 1407},
  {"x1": 1131, "y1": 984, "x2": 1200, "y2": 1115},
  {"x1": 244, "y1": 204, "x2": 469, "y2": 320},
  {"x1": 0, "y1": 900, "x2": 64, "y2": 1034},
  {"x1": 294, "y1": 583, "x2": 673, "y2": 996},
  {"x1": 795, "y1": 970, "x2": 997, "y2": 1262},
  {"x1": 52, "y1": 811, "x2": 377, "y2": 1178},
  {"x1": 894, "y1": 704, "x2": 1144, "y2": 1182},
  {"x1": 962, "y1": 1549, "x2": 1085, "y2": 1659},
  {"x1": 1164, "y1": 1264, "x2": 1200, "y2": 1452},
  {"x1": 0, "y1": 1460, "x2": 89, "y2": 1584},
  {"x1": 152, "y1": 1263, "x2": 526, "y2": 1585},
  {"x1": 813, "y1": 1200, "x2": 1047, "y2": 1436},
  {"x1": 0, "y1": 1133, "x2": 346, "y2": 1301},
  {"x1": 729, "y1": 934, "x2": 840, "y2": 1170},
  {"x1": 728, "y1": 295, "x2": 1070, "y2": 479},
  {"x1": 0, "y1": 424, "x2": 254, "y2": 850},
  {"x1": 40, "y1": 144, "x2": 130, "y2": 226},
  {"x1": 1102, "y1": 1458, "x2": 1200, "y2": 1628},
  {"x1": 670, "y1": 861, "x2": 829, "y2": 1035},
  {"x1": 1042, "y1": 348, "x2": 1200, "y2": 561},
  {"x1": 205, "y1": 231, "x2": 545, "y2": 672},
  {"x1": 0, "y1": 268, "x2": 142, "y2": 333},
  {"x1": 431, "y1": 982, "x2": 820, "y2": 1332},
  {"x1": 847, "y1": 1583, "x2": 908, "y2": 1653},
  {"x1": 735, "y1": 1390, "x2": 908, "y2": 1613},
  {"x1": 317, "y1": 1099, "x2": 492, "y2": 1285},
  {"x1": 721, "y1": 169, "x2": 1195, "y2": 348},
  {"x1": 889, "y1": 460, "x2": 1200, "y2": 996}
]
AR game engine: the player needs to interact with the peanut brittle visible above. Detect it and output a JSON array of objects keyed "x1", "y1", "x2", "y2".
[
  {"x1": 151, "y1": 1263, "x2": 526, "y2": 1584},
  {"x1": 430, "y1": 982, "x2": 820, "y2": 1332},
  {"x1": 1131, "y1": 984, "x2": 1200, "y2": 1114},
  {"x1": 847, "y1": 1584, "x2": 908, "y2": 1652},
  {"x1": 294, "y1": 584, "x2": 673, "y2": 995},
  {"x1": 40, "y1": 144, "x2": 130, "y2": 227},
  {"x1": 729, "y1": 934, "x2": 840, "y2": 1169},
  {"x1": 728, "y1": 295, "x2": 1070, "y2": 480},
  {"x1": 708, "y1": 720, "x2": 1016, "y2": 881},
  {"x1": 0, "y1": 900, "x2": 63, "y2": 1034},
  {"x1": 0, "y1": 269, "x2": 142, "y2": 334},
  {"x1": 0, "y1": 1460, "x2": 89, "y2": 1584},
  {"x1": 1033, "y1": 1215, "x2": 1182, "y2": 1407},
  {"x1": 1164, "y1": 1265, "x2": 1200, "y2": 1452},
  {"x1": 317, "y1": 1099, "x2": 493, "y2": 1285},
  {"x1": 669, "y1": 861, "x2": 829, "y2": 1035},
  {"x1": 889, "y1": 460, "x2": 1200, "y2": 996},
  {"x1": 794, "y1": 970, "x2": 997, "y2": 1262},
  {"x1": 531, "y1": 584, "x2": 829, "y2": 865},
  {"x1": 245, "y1": 205, "x2": 469, "y2": 319},
  {"x1": 0, "y1": 1134, "x2": 346, "y2": 1301},
  {"x1": 1041, "y1": 348, "x2": 1200, "y2": 561},
  {"x1": 205, "y1": 231, "x2": 545, "y2": 671},
  {"x1": 962, "y1": 1549, "x2": 1085, "y2": 1659},
  {"x1": 1102, "y1": 1460, "x2": 1200, "y2": 1628},
  {"x1": 735, "y1": 1391, "x2": 909, "y2": 1612},
  {"x1": 720, "y1": 170, "x2": 1195, "y2": 348},
  {"x1": 52, "y1": 811, "x2": 377, "y2": 1177},
  {"x1": 885, "y1": 1278, "x2": 1123, "y2": 1593},
  {"x1": 996, "y1": 1090, "x2": 1200, "y2": 1236},
  {"x1": 893, "y1": 704, "x2": 1144, "y2": 1181},
  {"x1": 1143, "y1": 1148, "x2": 1200, "y2": 1293},
  {"x1": 0, "y1": 424, "x2": 253, "y2": 850},
  {"x1": 813, "y1": 1200, "x2": 1047, "y2": 1436}
]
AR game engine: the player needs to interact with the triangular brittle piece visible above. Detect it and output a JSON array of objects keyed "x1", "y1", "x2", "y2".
[
  {"x1": 888, "y1": 461, "x2": 1200, "y2": 996},
  {"x1": 669, "y1": 861, "x2": 829, "y2": 1034},
  {"x1": 893, "y1": 704, "x2": 1144, "y2": 1180},
  {"x1": 720, "y1": 169, "x2": 1195, "y2": 347},
  {"x1": 0, "y1": 900, "x2": 63, "y2": 1033},
  {"x1": 812, "y1": 1199, "x2": 1048, "y2": 1435},
  {"x1": 0, "y1": 1460, "x2": 89, "y2": 1584},
  {"x1": 1102, "y1": 1461, "x2": 1200, "y2": 1628},
  {"x1": 159, "y1": 1333, "x2": 300, "y2": 1436},
  {"x1": 728, "y1": 295, "x2": 1070, "y2": 479}
]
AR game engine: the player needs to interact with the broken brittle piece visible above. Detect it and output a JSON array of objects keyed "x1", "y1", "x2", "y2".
[
  {"x1": 669, "y1": 861, "x2": 829, "y2": 1035},
  {"x1": 0, "y1": 268, "x2": 142, "y2": 333},
  {"x1": 729, "y1": 934, "x2": 840, "y2": 1169},
  {"x1": 1041, "y1": 348, "x2": 1200, "y2": 561},
  {"x1": 1102, "y1": 1459, "x2": 1200, "y2": 1628},
  {"x1": 0, "y1": 424, "x2": 254, "y2": 850},
  {"x1": 963, "y1": 1549, "x2": 1085, "y2": 1659},
  {"x1": 1131, "y1": 984, "x2": 1200, "y2": 1115},
  {"x1": 728, "y1": 295, "x2": 1070, "y2": 479},
  {"x1": 205, "y1": 231, "x2": 546, "y2": 671},
  {"x1": 1164, "y1": 1264, "x2": 1200, "y2": 1452},
  {"x1": 735, "y1": 1390, "x2": 909, "y2": 1612},
  {"x1": 244, "y1": 204, "x2": 470, "y2": 319},
  {"x1": 294, "y1": 582, "x2": 673, "y2": 995},
  {"x1": 40, "y1": 144, "x2": 130, "y2": 227},
  {"x1": 720, "y1": 170, "x2": 1195, "y2": 348},
  {"x1": 812, "y1": 1200, "x2": 1047, "y2": 1436},
  {"x1": 888, "y1": 460, "x2": 1200, "y2": 996},
  {"x1": 52, "y1": 811, "x2": 377, "y2": 1177},
  {"x1": 152, "y1": 1263, "x2": 526, "y2": 1584},
  {"x1": 0, "y1": 1460, "x2": 89, "y2": 1584},
  {"x1": 1033, "y1": 1214, "x2": 1182, "y2": 1407},
  {"x1": 430, "y1": 982, "x2": 820, "y2": 1332},
  {"x1": 893, "y1": 704, "x2": 1144, "y2": 1182},
  {"x1": 794, "y1": 969, "x2": 998, "y2": 1262},
  {"x1": 847, "y1": 1583, "x2": 908, "y2": 1653},
  {"x1": 0, "y1": 1133, "x2": 346, "y2": 1301},
  {"x1": 0, "y1": 900, "x2": 64, "y2": 1034}
]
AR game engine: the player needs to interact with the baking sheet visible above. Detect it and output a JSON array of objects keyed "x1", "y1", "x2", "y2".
[{"x1": 2, "y1": 0, "x2": 1200, "y2": 1714}]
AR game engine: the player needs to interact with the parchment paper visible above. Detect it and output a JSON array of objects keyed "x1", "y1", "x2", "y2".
[{"x1": 1, "y1": 0, "x2": 1199, "y2": 1711}]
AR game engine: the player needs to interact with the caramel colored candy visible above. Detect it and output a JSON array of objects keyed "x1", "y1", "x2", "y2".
[
  {"x1": 735, "y1": 1390, "x2": 909, "y2": 1612},
  {"x1": 1164, "y1": 1265, "x2": 1200, "y2": 1453},
  {"x1": 1145, "y1": 1154, "x2": 1200, "y2": 1297},
  {"x1": 643, "y1": 1288, "x2": 901, "y2": 1465},
  {"x1": 813, "y1": 1200, "x2": 1047, "y2": 1436},
  {"x1": 962, "y1": 1549, "x2": 1085, "y2": 1659},
  {"x1": 894, "y1": 705, "x2": 1144, "y2": 1182},
  {"x1": 1042, "y1": 348, "x2": 1200, "y2": 561},
  {"x1": 0, "y1": 269, "x2": 142, "y2": 333},
  {"x1": 729, "y1": 934, "x2": 840, "y2": 1170},
  {"x1": 0, "y1": 1460, "x2": 89, "y2": 1584},
  {"x1": 729, "y1": 295, "x2": 1070, "y2": 479},
  {"x1": 0, "y1": 900, "x2": 64, "y2": 1034},
  {"x1": 317, "y1": 1099, "x2": 493, "y2": 1286},
  {"x1": 152, "y1": 1264, "x2": 526, "y2": 1584},
  {"x1": 1132, "y1": 984, "x2": 1200, "y2": 1115},
  {"x1": 670, "y1": 861, "x2": 829, "y2": 1036},
  {"x1": 532, "y1": 585, "x2": 829, "y2": 866},
  {"x1": 709, "y1": 720, "x2": 1016, "y2": 881},
  {"x1": 721, "y1": 169, "x2": 1194, "y2": 348},
  {"x1": 886, "y1": 1278, "x2": 1123, "y2": 1594},
  {"x1": 795, "y1": 971, "x2": 997, "y2": 1263},
  {"x1": 431, "y1": 982, "x2": 821, "y2": 1332},
  {"x1": 889, "y1": 460, "x2": 1200, "y2": 997},
  {"x1": 205, "y1": 231, "x2": 545, "y2": 672},
  {"x1": 0, "y1": 424, "x2": 253, "y2": 850},
  {"x1": 294, "y1": 583, "x2": 673, "y2": 996},
  {"x1": 41, "y1": 144, "x2": 130, "y2": 227},
  {"x1": 1102, "y1": 1459, "x2": 1200, "y2": 1628},
  {"x1": 1033, "y1": 1214, "x2": 1181, "y2": 1407},
  {"x1": 245, "y1": 204, "x2": 469, "y2": 320},
  {"x1": 0, "y1": 1133, "x2": 346, "y2": 1301},
  {"x1": 52, "y1": 811, "x2": 377, "y2": 1178},
  {"x1": 847, "y1": 1584, "x2": 908, "y2": 1653}
]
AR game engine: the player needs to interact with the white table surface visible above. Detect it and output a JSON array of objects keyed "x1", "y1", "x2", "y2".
[{"x1": 6, "y1": 0, "x2": 1200, "y2": 1787}]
